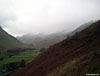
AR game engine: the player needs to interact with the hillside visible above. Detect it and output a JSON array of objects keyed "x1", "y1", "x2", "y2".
[
  {"x1": 0, "y1": 26, "x2": 23, "y2": 51},
  {"x1": 11, "y1": 20, "x2": 100, "y2": 76},
  {"x1": 70, "y1": 21, "x2": 94, "y2": 36}
]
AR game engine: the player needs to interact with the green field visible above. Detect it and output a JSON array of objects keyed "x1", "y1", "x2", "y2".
[{"x1": 0, "y1": 50, "x2": 41, "y2": 76}]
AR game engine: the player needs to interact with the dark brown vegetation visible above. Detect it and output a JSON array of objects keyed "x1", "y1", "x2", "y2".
[{"x1": 11, "y1": 20, "x2": 100, "y2": 76}]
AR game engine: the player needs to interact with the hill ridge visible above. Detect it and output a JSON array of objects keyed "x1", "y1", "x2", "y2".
[{"x1": 0, "y1": 26, "x2": 23, "y2": 51}]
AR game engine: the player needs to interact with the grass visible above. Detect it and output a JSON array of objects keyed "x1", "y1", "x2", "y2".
[
  {"x1": 47, "y1": 51, "x2": 100, "y2": 76},
  {"x1": 0, "y1": 50, "x2": 40, "y2": 69},
  {"x1": 7, "y1": 51, "x2": 39, "y2": 62},
  {"x1": 0, "y1": 53, "x2": 8, "y2": 59},
  {"x1": 0, "y1": 50, "x2": 41, "y2": 76},
  {"x1": 0, "y1": 71, "x2": 12, "y2": 76},
  {"x1": 47, "y1": 58, "x2": 79, "y2": 76}
]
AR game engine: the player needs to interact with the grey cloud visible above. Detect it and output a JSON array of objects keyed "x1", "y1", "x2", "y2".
[
  {"x1": 0, "y1": 0, "x2": 100, "y2": 36},
  {"x1": 0, "y1": 10, "x2": 16, "y2": 27}
]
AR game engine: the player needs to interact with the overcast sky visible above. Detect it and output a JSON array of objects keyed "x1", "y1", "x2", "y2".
[{"x1": 0, "y1": 0, "x2": 100, "y2": 36}]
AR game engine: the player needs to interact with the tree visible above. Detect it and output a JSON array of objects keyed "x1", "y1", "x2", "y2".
[{"x1": 20, "y1": 59, "x2": 26, "y2": 67}]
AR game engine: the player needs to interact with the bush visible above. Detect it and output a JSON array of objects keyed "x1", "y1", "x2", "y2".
[
  {"x1": 20, "y1": 59, "x2": 26, "y2": 67},
  {"x1": 40, "y1": 48, "x2": 46, "y2": 52}
]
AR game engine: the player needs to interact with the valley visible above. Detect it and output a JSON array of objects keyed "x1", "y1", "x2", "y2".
[
  {"x1": 0, "y1": 0, "x2": 100, "y2": 76},
  {"x1": 0, "y1": 48, "x2": 41, "y2": 76},
  {"x1": 0, "y1": 26, "x2": 42, "y2": 76},
  {"x1": 0, "y1": 19, "x2": 100, "y2": 76},
  {"x1": 10, "y1": 20, "x2": 100, "y2": 76}
]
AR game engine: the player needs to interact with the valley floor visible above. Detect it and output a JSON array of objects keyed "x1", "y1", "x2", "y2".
[{"x1": 0, "y1": 49, "x2": 41, "y2": 76}]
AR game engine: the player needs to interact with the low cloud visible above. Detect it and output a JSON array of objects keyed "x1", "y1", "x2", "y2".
[{"x1": 0, "y1": 0, "x2": 100, "y2": 36}]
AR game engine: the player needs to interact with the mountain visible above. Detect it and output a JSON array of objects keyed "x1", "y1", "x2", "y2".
[
  {"x1": 70, "y1": 21, "x2": 94, "y2": 36},
  {"x1": 0, "y1": 26, "x2": 23, "y2": 51},
  {"x1": 11, "y1": 20, "x2": 100, "y2": 76},
  {"x1": 17, "y1": 21, "x2": 94, "y2": 49},
  {"x1": 17, "y1": 32, "x2": 69, "y2": 48}
]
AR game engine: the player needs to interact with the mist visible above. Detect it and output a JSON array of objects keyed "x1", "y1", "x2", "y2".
[{"x1": 0, "y1": 0, "x2": 100, "y2": 36}]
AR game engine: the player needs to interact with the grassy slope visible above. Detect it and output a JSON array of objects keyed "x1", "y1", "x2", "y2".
[
  {"x1": 0, "y1": 26, "x2": 23, "y2": 51},
  {"x1": 47, "y1": 51, "x2": 100, "y2": 76},
  {"x1": 47, "y1": 21, "x2": 100, "y2": 76}
]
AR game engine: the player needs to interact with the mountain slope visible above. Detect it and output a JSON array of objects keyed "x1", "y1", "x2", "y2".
[
  {"x1": 17, "y1": 21, "x2": 94, "y2": 49},
  {"x1": 70, "y1": 21, "x2": 94, "y2": 36},
  {"x1": 17, "y1": 32, "x2": 68, "y2": 48},
  {"x1": 11, "y1": 20, "x2": 100, "y2": 76},
  {"x1": 0, "y1": 26, "x2": 23, "y2": 51}
]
